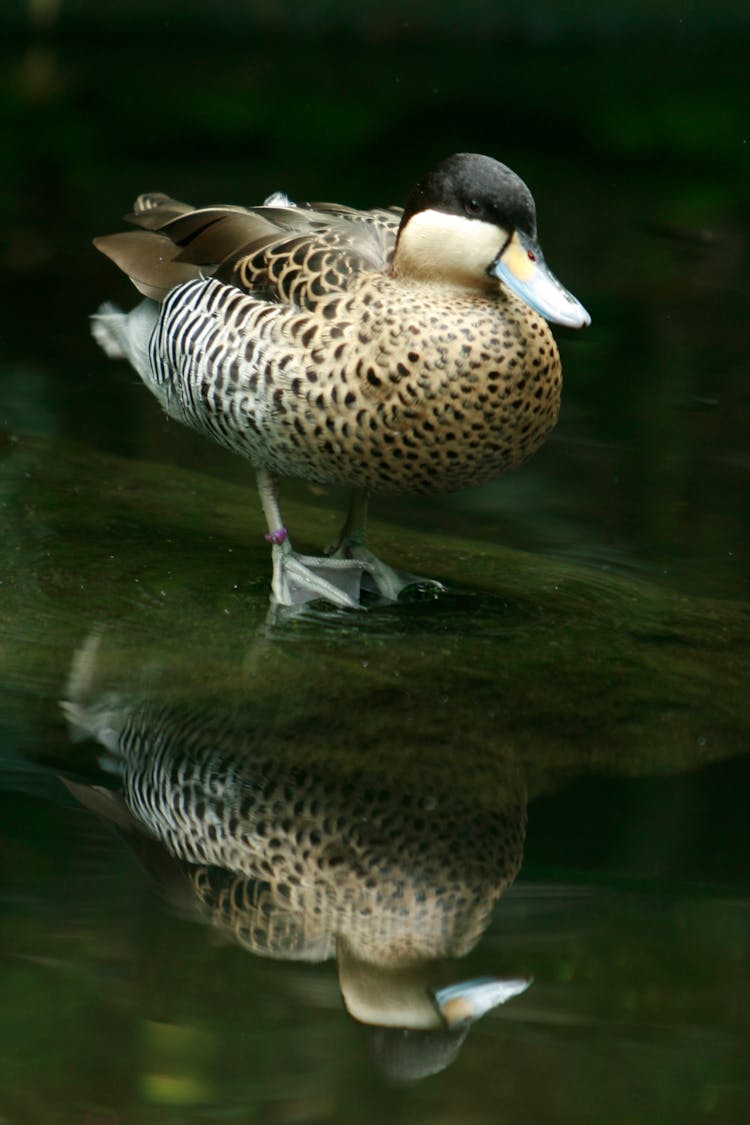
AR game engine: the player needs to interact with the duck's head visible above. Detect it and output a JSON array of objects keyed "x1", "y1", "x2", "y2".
[{"x1": 393, "y1": 152, "x2": 590, "y2": 329}]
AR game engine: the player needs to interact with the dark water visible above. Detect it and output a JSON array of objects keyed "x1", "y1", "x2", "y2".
[{"x1": 1, "y1": 10, "x2": 750, "y2": 1124}]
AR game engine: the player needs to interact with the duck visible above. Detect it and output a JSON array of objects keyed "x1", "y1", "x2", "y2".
[{"x1": 91, "y1": 152, "x2": 590, "y2": 608}]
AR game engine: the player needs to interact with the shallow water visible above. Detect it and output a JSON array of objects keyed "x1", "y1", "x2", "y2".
[{"x1": 2, "y1": 14, "x2": 750, "y2": 1124}]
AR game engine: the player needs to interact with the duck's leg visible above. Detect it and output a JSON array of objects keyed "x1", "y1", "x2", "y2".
[
  {"x1": 256, "y1": 470, "x2": 365, "y2": 608},
  {"x1": 326, "y1": 489, "x2": 445, "y2": 601}
]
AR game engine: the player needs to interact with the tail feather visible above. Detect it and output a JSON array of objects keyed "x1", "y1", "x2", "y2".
[
  {"x1": 90, "y1": 301, "x2": 128, "y2": 358},
  {"x1": 90, "y1": 298, "x2": 159, "y2": 379}
]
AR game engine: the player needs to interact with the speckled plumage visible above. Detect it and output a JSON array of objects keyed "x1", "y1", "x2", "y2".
[
  {"x1": 148, "y1": 272, "x2": 560, "y2": 494},
  {"x1": 70, "y1": 696, "x2": 525, "y2": 965},
  {"x1": 92, "y1": 153, "x2": 589, "y2": 606}
]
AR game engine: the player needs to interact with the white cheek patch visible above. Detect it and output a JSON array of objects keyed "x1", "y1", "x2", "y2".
[{"x1": 394, "y1": 209, "x2": 507, "y2": 285}]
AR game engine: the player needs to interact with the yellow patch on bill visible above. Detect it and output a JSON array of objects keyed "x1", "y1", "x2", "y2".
[{"x1": 500, "y1": 232, "x2": 537, "y2": 282}]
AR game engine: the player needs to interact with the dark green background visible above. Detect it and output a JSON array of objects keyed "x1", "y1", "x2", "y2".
[{"x1": 1, "y1": 2, "x2": 749, "y2": 1122}]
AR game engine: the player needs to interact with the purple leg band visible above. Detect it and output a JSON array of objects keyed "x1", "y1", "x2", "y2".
[{"x1": 264, "y1": 526, "x2": 288, "y2": 545}]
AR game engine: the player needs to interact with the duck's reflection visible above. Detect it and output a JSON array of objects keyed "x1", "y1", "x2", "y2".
[{"x1": 62, "y1": 635, "x2": 530, "y2": 1081}]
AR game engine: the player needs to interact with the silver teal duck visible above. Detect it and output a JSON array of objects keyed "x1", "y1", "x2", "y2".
[{"x1": 91, "y1": 152, "x2": 590, "y2": 608}]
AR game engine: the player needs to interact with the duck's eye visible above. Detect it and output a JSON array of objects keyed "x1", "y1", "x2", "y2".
[
  {"x1": 465, "y1": 199, "x2": 481, "y2": 216},
  {"x1": 527, "y1": 250, "x2": 536, "y2": 261}
]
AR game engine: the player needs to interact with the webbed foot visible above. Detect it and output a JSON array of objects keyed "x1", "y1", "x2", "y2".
[
  {"x1": 271, "y1": 541, "x2": 365, "y2": 609},
  {"x1": 257, "y1": 472, "x2": 443, "y2": 609},
  {"x1": 326, "y1": 540, "x2": 445, "y2": 602}
]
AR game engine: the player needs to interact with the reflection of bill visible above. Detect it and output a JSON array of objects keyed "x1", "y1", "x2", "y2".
[{"x1": 62, "y1": 636, "x2": 530, "y2": 1081}]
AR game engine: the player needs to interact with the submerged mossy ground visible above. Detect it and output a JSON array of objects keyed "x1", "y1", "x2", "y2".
[{"x1": 2, "y1": 427, "x2": 747, "y2": 794}]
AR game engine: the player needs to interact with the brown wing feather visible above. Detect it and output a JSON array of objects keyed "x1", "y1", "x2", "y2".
[
  {"x1": 95, "y1": 192, "x2": 401, "y2": 305},
  {"x1": 124, "y1": 192, "x2": 195, "y2": 228},
  {"x1": 93, "y1": 231, "x2": 203, "y2": 301},
  {"x1": 166, "y1": 211, "x2": 282, "y2": 265}
]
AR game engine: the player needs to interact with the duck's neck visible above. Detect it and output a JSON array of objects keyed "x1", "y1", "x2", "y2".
[{"x1": 391, "y1": 209, "x2": 504, "y2": 292}]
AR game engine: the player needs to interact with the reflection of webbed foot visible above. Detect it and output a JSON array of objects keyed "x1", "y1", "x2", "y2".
[
  {"x1": 271, "y1": 541, "x2": 365, "y2": 609},
  {"x1": 327, "y1": 540, "x2": 445, "y2": 602}
]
